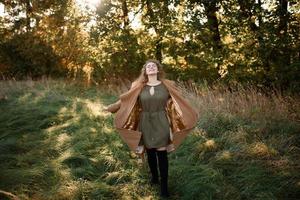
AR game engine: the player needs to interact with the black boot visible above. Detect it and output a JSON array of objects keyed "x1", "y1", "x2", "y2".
[
  {"x1": 157, "y1": 150, "x2": 170, "y2": 198},
  {"x1": 146, "y1": 148, "x2": 159, "y2": 185}
]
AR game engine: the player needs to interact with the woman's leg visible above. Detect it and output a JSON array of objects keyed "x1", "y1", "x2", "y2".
[
  {"x1": 156, "y1": 149, "x2": 170, "y2": 197},
  {"x1": 146, "y1": 148, "x2": 159, "y2": 184},
  {"x1": 157, "y1": 146, "x2": 167, "y2": 151}
]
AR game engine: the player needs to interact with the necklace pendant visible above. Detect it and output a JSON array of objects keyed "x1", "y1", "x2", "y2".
[{"x1": 149, "y1": 86, "x2": 155, "y2": 96}]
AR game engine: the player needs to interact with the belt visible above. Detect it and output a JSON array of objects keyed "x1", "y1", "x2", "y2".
[{"x1": 141, "y1": 110, "x2": 166, "y2": 118}]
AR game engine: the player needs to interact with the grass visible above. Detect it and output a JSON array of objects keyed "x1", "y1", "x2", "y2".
[{"x1": 0, "y1": 77, "x2": 299, "y2": 200}]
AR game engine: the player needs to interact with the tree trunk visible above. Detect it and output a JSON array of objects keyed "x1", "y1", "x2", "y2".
[
  {"x1": 145, "y1": 0, "x2": 163, "y2": 62},
  {"x1": 25, "y1": 0, "x2": 32, "y2": 32},
  {"x1": 121, "y1": 0, "x2": 130, "y2": 68},
  {"x1": 203, "y1": 0, "x2": 222, "y2": 50}
]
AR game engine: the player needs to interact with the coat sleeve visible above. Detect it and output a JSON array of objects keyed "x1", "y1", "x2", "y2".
[
  {"x1": 169, "y1": 80, "x2": 184, "y2": 94},
  {"x1": 105, "y1": 99, "x2": 121, "y2": 113},
  {"x1": 105, "y1": 82, "x2": 135, "y2": 113}
]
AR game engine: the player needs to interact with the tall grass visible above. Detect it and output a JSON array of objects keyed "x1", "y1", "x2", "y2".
[
  {"x1": 0, "y1": 77, "x2": 299, "y2": 199},
  {"x1": 0, "y1": 77, "x2": 155, "y2": 200},
  {"x1": 172, "y1": 80, "x2": 300, "y2": 199}
]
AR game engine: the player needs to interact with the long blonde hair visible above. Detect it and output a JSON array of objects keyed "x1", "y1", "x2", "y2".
[{"x1": 134, "y1": 59, "x2": 166, "y2": 85}]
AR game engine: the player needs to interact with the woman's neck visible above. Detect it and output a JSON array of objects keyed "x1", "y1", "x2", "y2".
[{"x1": 147, "y1": 75, "x2": 160, "y2": 84}]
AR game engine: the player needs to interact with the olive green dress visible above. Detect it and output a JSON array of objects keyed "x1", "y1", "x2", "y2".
[{"x1": 137, "y1": 83, "x2": 171, "y2": 148}]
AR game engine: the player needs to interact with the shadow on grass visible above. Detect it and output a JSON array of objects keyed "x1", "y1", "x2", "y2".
[
  {"x1": 1, "y1": 80, "x2": 299, "y2": 200},
  {"x1": 0, "y1": 81, "x2": 159, "y2": 200}
]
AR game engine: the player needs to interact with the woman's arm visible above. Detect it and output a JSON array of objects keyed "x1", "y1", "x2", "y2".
[{"x1": 103, "y1": 99, "x2": 121, "y2": 113}]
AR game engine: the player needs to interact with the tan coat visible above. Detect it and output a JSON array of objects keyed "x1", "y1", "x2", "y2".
[{"x1": 105, "y1": 78, "x2": 199, "y2": 157}]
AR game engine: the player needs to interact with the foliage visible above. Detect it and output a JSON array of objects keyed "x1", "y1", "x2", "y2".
[{"x1": 0, "y1": 0, "x2": 299, "y2": 91}]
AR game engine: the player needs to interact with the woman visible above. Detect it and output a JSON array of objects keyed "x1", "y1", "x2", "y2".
[{"x1": 103, "y1": 59, "x2": 199, "y2": 198}]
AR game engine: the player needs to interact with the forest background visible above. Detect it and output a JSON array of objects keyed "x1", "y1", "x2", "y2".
[{"x1": 0, "y1": 1, "x2": 299, "y2": 199}]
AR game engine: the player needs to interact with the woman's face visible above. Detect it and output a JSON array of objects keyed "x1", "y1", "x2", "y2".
[{"x1": 145, "y1": 62, "x2": 159, "y2": 75}]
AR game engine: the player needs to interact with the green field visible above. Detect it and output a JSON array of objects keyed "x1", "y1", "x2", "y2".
[{"x1": 0, "y1": 79, "x2": 299, "y2": 200}]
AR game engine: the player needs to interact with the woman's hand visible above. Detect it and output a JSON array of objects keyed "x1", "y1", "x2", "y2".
[
  {"x1": 103, "y1": 99, "x2": 121, "y2": 113},
  {"x1": 102, "y1": 106, "x2": 109, "y2": 112}
]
